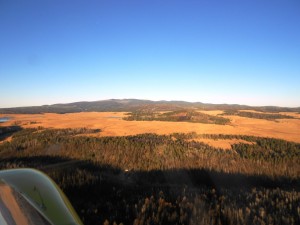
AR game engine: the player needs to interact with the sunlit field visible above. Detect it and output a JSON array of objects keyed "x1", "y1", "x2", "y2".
[{"x1": 1, "y1": 110, "x2": 300, "y2": 145}]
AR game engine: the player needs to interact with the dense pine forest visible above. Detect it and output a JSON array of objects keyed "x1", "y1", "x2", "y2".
[{"x1": 0, "y1": 127, "x2": 299, "y2": 224}]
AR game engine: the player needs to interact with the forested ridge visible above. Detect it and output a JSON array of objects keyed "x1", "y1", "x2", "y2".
[
  {"x1": 0, "y1": 99, "x2": 299, "y2": 114},
  {"x1": 124, "y1": 110, "x2": 230, "y2": 125},
  {"x1": 0, "y1": 127, "x2": 299, "y2": 224},
  {"x1": 222, "y1": 110, "x2": 297, "y2": 121}
]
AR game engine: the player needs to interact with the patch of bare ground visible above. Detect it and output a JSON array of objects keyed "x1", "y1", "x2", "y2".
[
  {"x1": 239, "y1": 110, "x2": 273, "y2": 114},
  {"x1": 196, "y1": 110, "x2": 225, "y2": 116},
  {"x1": 190, "y1": 138, "x2": 254, "y2": 150},
  {"x1": 0, "y1": 111, "x2": 300, "y2": 143}
]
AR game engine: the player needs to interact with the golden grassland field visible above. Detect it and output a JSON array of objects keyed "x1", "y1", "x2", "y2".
[{"x1": 1, "y1": 110, "x2": 300, "y2": 148}]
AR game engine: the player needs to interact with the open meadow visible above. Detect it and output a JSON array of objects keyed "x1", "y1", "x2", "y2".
[{"x1": 1, "y1": 110, "x2": 300, "y2": 147}]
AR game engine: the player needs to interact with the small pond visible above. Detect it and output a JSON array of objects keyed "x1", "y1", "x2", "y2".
[{"x1": 0, "y1": 117, "x2": 10, "y2": 123}]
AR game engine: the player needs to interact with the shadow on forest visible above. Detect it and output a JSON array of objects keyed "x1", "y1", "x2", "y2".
[
  {"x1": 0, "y1": 125, "x2": 23, "y2": 141},
  {"x1": 1, "y1": 155, "x2": 299, "y2": 225},
  {"x1": 1, "y1": 155, "x2": 299, "y2": 191}
]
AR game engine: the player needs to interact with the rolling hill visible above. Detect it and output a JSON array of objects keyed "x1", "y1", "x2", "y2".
[{"x1": 0, "y1": 99, "x2": 299, "y2": 114}]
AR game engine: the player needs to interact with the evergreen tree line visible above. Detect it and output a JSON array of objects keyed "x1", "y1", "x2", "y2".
[{"x1": 222, "y1": 110, "x2": 296, "y2": 121}]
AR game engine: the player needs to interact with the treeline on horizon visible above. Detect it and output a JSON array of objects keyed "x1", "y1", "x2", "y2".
[
  {"x1": 0, "y1": 99, "x2": 300, "y2": 114},
  {"x1": 0, "y1": 127, "x2": 299, "y2": 224}
]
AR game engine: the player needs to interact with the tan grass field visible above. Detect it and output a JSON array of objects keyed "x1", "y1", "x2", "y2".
[
  {"x1": 189, "y1": 138, "x2": 254, "y2": 150},
  {"x1": 1, "y1": 111, "x2": 300, "y2": 148},
  {"x1": 196, "y1": 110, "x2": 225, "y2": 116}
]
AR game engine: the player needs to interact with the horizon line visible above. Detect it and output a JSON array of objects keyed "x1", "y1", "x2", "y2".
[{"x1": 0, "y1": 98, "x2": 299, "y2": 109}]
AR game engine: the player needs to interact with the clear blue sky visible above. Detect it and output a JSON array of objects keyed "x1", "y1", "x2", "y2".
[{"x1": 1, "y1": 0, "x2": 299, "y2": 108}]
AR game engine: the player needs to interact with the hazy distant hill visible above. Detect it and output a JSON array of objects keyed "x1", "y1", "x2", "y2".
[{"x1": 0, "y1": 99, "x2": 299, "y2": 114}]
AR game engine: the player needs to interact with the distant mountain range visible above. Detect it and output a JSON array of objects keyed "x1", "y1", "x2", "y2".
[{"x1": 0, "y1": 99, "x2": 299, "y2": 114}]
